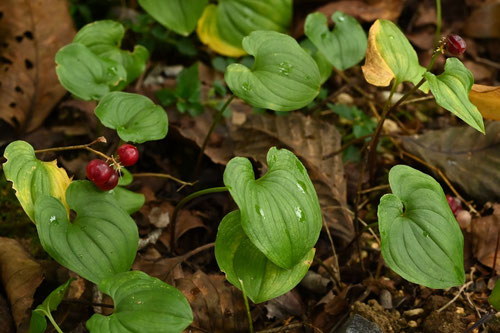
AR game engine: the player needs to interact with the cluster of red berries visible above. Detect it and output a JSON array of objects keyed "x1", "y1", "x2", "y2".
[
  {"x1": 86, "y1": 144, "x2": 139, "y2": 191},
  {"x1": 446, "y1": 194, "x2": 463, "y2": 216}
]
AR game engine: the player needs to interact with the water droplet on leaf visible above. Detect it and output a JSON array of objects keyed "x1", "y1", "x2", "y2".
[{"x1": 278, "y1": 61, "x2": 292, "y2": 76}]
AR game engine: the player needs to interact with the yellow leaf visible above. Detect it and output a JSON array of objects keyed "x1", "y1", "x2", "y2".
[
  {"x1": 361, "y1": 20, "x2": 394, "y2": 87},
  {"x1": 469, "y1": 84, "x2": 500, "y2": 121},
  {"x1": 196, "y1": 5, "x2": 246, "y2": 58}
]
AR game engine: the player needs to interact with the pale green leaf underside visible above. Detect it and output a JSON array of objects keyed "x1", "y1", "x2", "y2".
[
  {"x1": 215, "y1": 211, "x2": 314, "y2": 303},
  {"x1": 223, "y1": 147, "x2": 322, "y2": 269},
  {"x1": 94, "y1": 92, "x2": 168, "y2": 143},
  {"x1": 74, "y1": 20, "x2": 149, "y2": 87},
  {"x1": 86, "y1": 271, "x2": 193, "y2": 333},
  {"x1": 424, "y1": 58, "x2": 485, "y2": 133},
  {"x1": 225, "y1": 31, "x2": 321, "y2": 111},
  {"x1": 34, "y1": 181, "x2": 139, "y2": 285},
  {"x1": 55, "y1": 43, "x2": 127, "y2": 101},
  {"x1": 300, "y1": 38, "x2": 332, "y2": 85},
  {"x1": 378, "y1": 165, "x2": 465, "y2": 289},
  {"x1": 376, "y1": 20, "x2": 428, "y2": 91},
  {"x1": 305, "y1": 11, "x2": 367, "y2": 71}
]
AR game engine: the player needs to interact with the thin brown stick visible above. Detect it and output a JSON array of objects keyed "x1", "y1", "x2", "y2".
[
  {"x1": 132, "y1": 173, "x2": 197, "y2": 188},
  {"x1": 437, "y1": 281, "x2": 473, "y2": 313},
  {"x1": 359, "y1": 184, "x2": 390, "y2": 194}
]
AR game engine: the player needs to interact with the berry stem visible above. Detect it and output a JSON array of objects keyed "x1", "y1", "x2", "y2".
[
  {"x1": 434, "y1": 0, "x2": 442, "y2": 48},
  {"x1": 194, "y1": 95, "x2": 235, "y2": 178},
  {"x1": 34, "y1": 137, "x2": 111, "y2": 161},
  {"x1": 132, "y1": 173, "x2": 197, "y2": 189}
]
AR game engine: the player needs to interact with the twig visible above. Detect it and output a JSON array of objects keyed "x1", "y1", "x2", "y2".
[
  {"x1": 314, "y1": 256, "x2": 341, "y2": 290},
  {"x1": 437, "y1": 281, "x2": 473, "y2": 313},
  {"x1": 322, "y1": 218, "x2": 342, "y2": 288},
  {"x1": 401, "y1": 95, "x2": 435, "y2": 105},
  {"x1": 132, "y1": 173, "x2": 197, "y2": 189},
  {"x1": 332, "y1": 67, "x2": 373, "y2": 101},
  {"x1": 358, "y1": 184, "x2": 390, "y2": 194}
]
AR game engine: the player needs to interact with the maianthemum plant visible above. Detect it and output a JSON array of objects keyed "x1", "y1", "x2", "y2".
[{"x1": 2, "y1": 0, "x2": 498, "y2": 332}]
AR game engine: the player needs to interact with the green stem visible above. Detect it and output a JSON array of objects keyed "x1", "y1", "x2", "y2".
[
  {"x1": 434, "y1": 0, "x2": 442, "y2": 48},
  {"x1": 194, "y1": 95, "x2": 235, "y2": 177},
  {"x1": 45, "y1": 311, "x2": 64, "y2": 333},
  {"x1": 240, "y1": 280, "x2": 255, "y2": 333},
  {"x1": 170, "y1": 186, "x2": 228, "y2": 251}
]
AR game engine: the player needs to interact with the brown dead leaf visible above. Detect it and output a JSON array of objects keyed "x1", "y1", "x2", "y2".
[
  {"x1": 0, "y1": 292, "x2": 14, "y2": 333},
  {"x1": 464, "y1": 1, "x2": 500, "y2": 38},
  {"x1": 0, "y1": 0, "x2": 75, "y2": 132},
  {"x1": 0, "y1": 237, "x2": 44, "y2": 332},
  {"x1": 362, "y1": 20, "x2": 395, "y2": 87},
  {"x1": 469, "y1": 84, "x2": 500, "y2": 121},
  {"x1": 176, "y1": 271, "x2": 248, "y2": 332},
  {"x1": 472, "y1": 204, "x2": 500, "y2": 272},
  {"x1": 402, "y1": 122, "x2": 500, "y2": 203}
]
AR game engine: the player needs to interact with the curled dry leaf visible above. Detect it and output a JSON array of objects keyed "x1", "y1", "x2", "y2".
[
  {"x1": 175, "y1": 271, "x2": 248, "y2": 332},
  {"x1": 0, "y1": 237, "x2": 44, "y2": 332},
  {"x1": 469, "y1": 84, "x2": 500, "y2": 121},
  {"x1": 402, "y1": 122, "x2": 500, "y2": 203},
  {"x1": 0, "y1": 0, "x2": 75, "y2": 132},
  {"x1": 472, "y1": 204, "x2": 500, "y2": 273}
]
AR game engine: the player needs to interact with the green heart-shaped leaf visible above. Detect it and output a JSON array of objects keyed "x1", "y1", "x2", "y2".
[
  {"x1": 224, "y1": 147, "x2": 322, "y2": 269},
  {"x1": 74, "y1": 20, "x2": 149, "y2": 87},
  {"x1": 305, "y1": 11, "x2": 367, "y2": 71},
  {"x1": 362, "y1": 19, "x2": 427, "y2": 91},
  {"x1": 29, "y1": 279, "x2": 74, "y2": 333},
  {"x1": 55, "y1": 43, "x2": 127, "y2": 101},
  {"x1": 95, "y1": 92, "x2": 168, "y2": 143},
  {"x1": 378, "y1": 165, "x2": 465, "y2": 289},
  {"x1": 3, "y1": 141, "x2": 71, "y2": 222},
  {"x1": 489, "y1": 280, "x2": 500, "y2": 311},
  {"x1": 34, "y1": 181, "x2": 139, "y2": 284},
  {"x1": 138, "y1": 0, "x2": 208, "y2": 36},
  {"x1": 86, "y1": 271, "x2": 193, "y2": 333},
  {"x1": 300, "y1": 38, "x2": 332, "y2": 85},
  {"x1": 424, "y1": 58, "x2": 485, "y2": 133},
  {"x1": 197, "y1": 0, "x2": 292, "y2": 57},
  {"x1": 225, "y1": 31, "x2": 321, "y2": 111},
  {"x1": 112, "y1": 186, "x2": 145, "y2": 215},
  {"x1": 216, "y1": 211, "x2": 314, "y2": 303}
]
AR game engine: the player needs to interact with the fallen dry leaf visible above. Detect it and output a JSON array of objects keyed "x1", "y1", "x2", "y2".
[
  {"x1": 0, "y1": 292, "x2": 14, "y2": 333},
  {"x1": 0, "y1": 0, "x2": 75, "y2": 132},
  {"x1": 361, "y1": 20, "x2": 394, "y2": 87},
  {"x1": 402, "y1": 122, "x2": 500, "y2": 203},
  {"x1": 0, "y1": 237, "x2": 44, "y2": 332},
  {"x1": 464, "y1": 1, "x2": 500, "y2": 38},
  {"x1": 176, "y1": 271, "x2": 248, "y2": 332},
  {"x1": 469, "y1": 84, "x2": 500, "y2": 121},
  {"x1": 472, "y1": 204, "x2": 500, "y2": 273}
]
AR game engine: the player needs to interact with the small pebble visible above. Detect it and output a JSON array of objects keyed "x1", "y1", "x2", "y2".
[
  {"x1": 403, "y1": 308, "x2": 424, "y2": 317},
  {"x1": 456, "y1": 307, "x2": 465, "y2": 314},
  {"x1": 408, "y1": 320, "x2": 418, "y2": 328},
  {"x1": 379, "y1": 289, "x2": 393, "y2": 309}
]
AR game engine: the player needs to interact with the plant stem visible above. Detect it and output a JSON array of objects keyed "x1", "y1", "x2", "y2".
[
  {"x1": 434, "y1": 0, "x2": 442, "y2": 47},
  {"x1": 170, "y1": 186, "x2": 228, "y2": 252},
  {"x1": 34, "y1": 137, "x2": 112, "y2": 161},
  {"x1": 194, "y1": 95, "x2": 235, "y2": 177},
  {"x1": 132, "y1": 173, "x2": 197, "y2": 189},
  {"x1": 45, "y1": 311, "x2": 64, "y2": 333},
  {"x1": 240, "y1": 280, "x2": 254, "y2": 333}
]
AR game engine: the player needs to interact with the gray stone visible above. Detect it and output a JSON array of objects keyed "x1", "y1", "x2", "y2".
[{"x1": 335, "y1": 314, "x2": 383, "y2": 333}]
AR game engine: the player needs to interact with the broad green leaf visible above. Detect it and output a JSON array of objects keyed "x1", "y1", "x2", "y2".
[
  {"x1": 3, "y1": 141, "x2": 71, "y2": 222},
  {"x1": 197, "y1": 0, "x2": 292, "y2": 57},
  {"x1": 34, "y1": 181, "x2": 139, "y2": 285},
  {"x1": 305, "y1": 11, "x2": 367, "y2": 71},
  {"x1": 117, "y1": 168, "x2": 133, "y2": 186},
  {"x1": 225, "y1": 31, "x2": 321, "y2": 111},
  {"x1": 362, "y1": 19, "x2": 428, "y2": 91},
  {"x1": 86, "y1": 271, "x2": 193, "y2": 333},
  {"x1": 74, "y1": 20, "x2": 149, "y2": 86},
  {"x1": 300, "y1": 38, "x2": 332, "y2": 85},
  {"x1": 378, "y1": 165, "x2": 465, "y2": 289},
  {"x1": 138, "y1": 0, "x2": 208, "y2": 36},
  {"x1": 215, "y1": 211, "x2": 314, "y2": 303},
  {"x1": 489, "y1": 279, "x2": 500, "y2": 310},
  {"x1": 55, "y1": 43, "x2": 127, "y2": 101},
  {"x1": 224, "y1": 147, "x2": 322, "y2": 269},
  {"x1": 112, "y1": 187, "x2": 145, "y2": 215},
  {"x1": 424, "y1": 58, "x2": 485, "y2": 133},
  {"x1": 29, "y1": 279, "x2": 74, "y2": 333},
  {"x1": 95, "y1": 92, "x2": 168, "y2": 143}
]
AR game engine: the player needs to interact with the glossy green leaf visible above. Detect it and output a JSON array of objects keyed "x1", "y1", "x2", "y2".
[
  {"x1": 489, "y1": 279, "x2": 500, "y2": 310},
  {"x1": 424, "y1": 58, "x2": 485, "y2": 133},
  {"x1": 74, "y1": 20, "x2": 149, "y2": 86},
  {"x1": 117, "y1": 168, "x2": 133, "y2": 186},
  {"x1": 112, "y1": 186, "x2": 145, "y2": 215},
  {"x1": 362, "y1": 19, "x2": 428, "y2": 91},
  {"x1": 197, "y1": 0, "x2": 292, "y2": 57},
  {"x1": 305, "y1": 11, "x2": 367, "y2": 71},
  {"x1": 138, "y1": 0, "x2": 208, "y2": 36},
  {"x1": 95, "y1": 92, "x2": 168, "y2": 143},
  {"x1": 3, "y1": 141, "x2": 71, "y2": 222},
  {"x1": 55, "y1": 43, "x2": 127, "y2": 101},
  {"x1": 300, "y1": 38, "x2": 332, "y2": 85},
  {"x1": 29, "y1": 278, "x2": 74, "y2": 333},
  {"x1": 86, "y1": 271, "x2": 193, "y2": 333},
  {"x1": 224, "y1": 147, "x2": 322, "y2": 269},
  {"x1": 216, "y1": 211, "x2": 314, "y2": 303},
  {"x1": 225, "y1": 31, "x2": 321, "y2": 111},
  {"x1": 378, "y1": 165, "x2": 465, "y2": 289},
  {"x1": 34, "y1": 181, "x2": 139, "y2": 285}
]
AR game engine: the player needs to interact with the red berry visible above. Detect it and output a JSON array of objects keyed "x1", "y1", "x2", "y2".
[
  {"x1": 446, "y1": 34, "x2": 466, "y2": 56},
  {"x1": 86, "y1": 160, "x2": 113, "y2": 185},
  {"x1": 117, "y1": 144, "x2": 139, "y2": 167},
  {"x1": 96, "y1": 171, "x2": 119, "y2": 191},
  {"x1": 446, "y1": 195, "x2": 463, "y2": 215}
]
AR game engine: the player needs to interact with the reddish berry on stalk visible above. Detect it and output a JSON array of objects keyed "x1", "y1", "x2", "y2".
[
  {"x1": 117, "y1": 144, "x2": 139, "y2": 166},
  {"x1": 96, "y1": 171, "x2": 119, "y2": 191},
  {"x1": 86, "y1": 159, "x2": 113, "y2": 185},
  {"x1": 446, "y1": 195, "x2": 463, "y2": 216},
  {"x1": 446, "y1": 34, "x2": 466, "y2": 56}
]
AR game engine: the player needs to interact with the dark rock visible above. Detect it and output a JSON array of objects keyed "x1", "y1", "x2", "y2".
[{"x1": 335, "y1": 314, "x2": 383, "y2": 333}]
